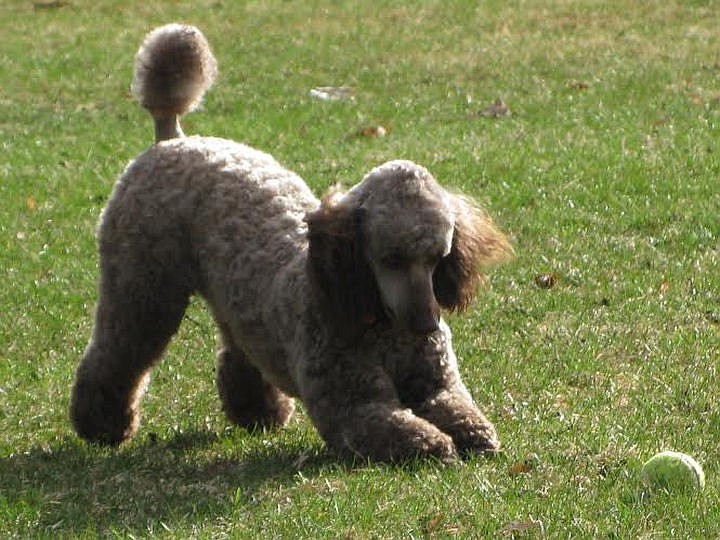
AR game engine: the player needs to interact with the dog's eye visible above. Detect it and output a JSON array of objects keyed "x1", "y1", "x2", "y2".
[{"x1": 382, "y1": 253, "x2": 405, "y2": 270}]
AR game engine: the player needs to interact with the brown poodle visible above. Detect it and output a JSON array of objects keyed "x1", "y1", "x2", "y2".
[{"x1": 70, "y1": 24, "x2": 512, "y2": 462}]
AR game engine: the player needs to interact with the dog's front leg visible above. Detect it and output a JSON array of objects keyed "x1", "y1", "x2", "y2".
[
  {"x1": 412, "y1": 384, "x2": 500, "y2": 455},
  {"x1": 299, "y1": 361, "x2": 457, "y2": 463},
  {"x1": 391, "y1": 324, "x2": 500, "y2": 456}
]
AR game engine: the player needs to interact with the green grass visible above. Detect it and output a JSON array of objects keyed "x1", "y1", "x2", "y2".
[{"x1": 2, "y1": 0, "x2": 719, "y2": 537}]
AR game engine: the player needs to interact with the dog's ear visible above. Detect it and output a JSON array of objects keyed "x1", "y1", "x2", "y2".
[
  {"x1": 306, "y1": 193, "x2": 382, "y2": 339},
  {"x1": 433, "y1": 195, "x2": 512, "y2": 312}
]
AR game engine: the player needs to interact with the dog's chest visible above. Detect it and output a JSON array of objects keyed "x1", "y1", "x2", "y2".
[{"x1": 370, "y1": 328, "x2": 452, "y2": 399}]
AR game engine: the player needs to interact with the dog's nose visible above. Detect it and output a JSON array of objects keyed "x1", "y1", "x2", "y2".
[{"x1": 409, "y1": 311, "x2": 440, "y2": 335}]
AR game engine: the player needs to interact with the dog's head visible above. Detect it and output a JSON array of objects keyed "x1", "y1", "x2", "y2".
[{"x1": 306, "y1": 160, "x2": 511, "y2": 341}]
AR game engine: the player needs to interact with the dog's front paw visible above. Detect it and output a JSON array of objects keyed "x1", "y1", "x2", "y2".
[
  {"x1": 332, "y1": 406, "x2": 458, "y2": 463},
  {"x1": 413, "y1": 390, "x2": 500, "y2": 456},
  {"x1": 395, "y1": 423, "x2": 458, "y2": 463},
  {"x1": 451, "y1": 419, "x2": 500, "y2": 456}
]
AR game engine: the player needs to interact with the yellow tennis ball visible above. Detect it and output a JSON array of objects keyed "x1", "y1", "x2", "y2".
[{"x1": 640, "y1": 451, "x2": 705, "y2": 492}]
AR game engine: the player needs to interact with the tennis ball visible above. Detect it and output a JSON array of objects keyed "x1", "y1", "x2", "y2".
[{"x1": 640, "y1": 451, "x2": 705, "y2": 492}]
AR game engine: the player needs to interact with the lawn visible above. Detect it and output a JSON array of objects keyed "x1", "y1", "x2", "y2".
[{"x1": 1, "y1": 0, "x2": 719, "y2": 537}]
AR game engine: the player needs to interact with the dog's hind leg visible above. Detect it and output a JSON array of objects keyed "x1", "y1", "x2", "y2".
[
  {"x1": 70, "y1": 251, "x2": 192, "y2": 446},
  {"x1": 215, "y1": 331, "x2": 295, "y2": 431}
]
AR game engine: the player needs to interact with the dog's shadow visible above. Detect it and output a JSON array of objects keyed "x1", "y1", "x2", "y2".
[{"x1": 0, "y1": 429, "x2": 339, "y2": 535}]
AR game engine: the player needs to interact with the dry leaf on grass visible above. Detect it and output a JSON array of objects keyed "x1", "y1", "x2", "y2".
[
  {"x1": 534, "y1": 273, "x2": 558, "y2": 289},
  {"x1": 509, "y1": 453, "x2": 541, "y2": 476},
  {"x1": 479, "y1": 98, "x2": 510, "y2": 118},
  {"x1": 568, "y1": 79, "x2": 590, "y2": 91},
  {"x1": 357, "y1": 125, "x2": 389, "y2": 138},
  {"x1": 423, "y1": 513, "x2": 460, "y2": 536},
  {"x1": 425, "y1": 513, "x2": 444, "y2": 533},
  {"x1": 501, "y1": 517, "x2": 544, "y2": 536}
]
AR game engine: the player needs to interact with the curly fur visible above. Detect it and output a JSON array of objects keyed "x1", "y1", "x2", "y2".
[{"x1": 70, "y1": 24, "x2": 512, "y2": 462}]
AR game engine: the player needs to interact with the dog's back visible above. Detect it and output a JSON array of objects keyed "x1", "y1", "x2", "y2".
[{"x1": 111, "y1": 23, "x2": 319, "y2": 307}]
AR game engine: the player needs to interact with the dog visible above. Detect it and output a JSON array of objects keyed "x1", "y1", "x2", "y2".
[{"x1": 70, "y1": 24, "x2": 512, "y2": 462}]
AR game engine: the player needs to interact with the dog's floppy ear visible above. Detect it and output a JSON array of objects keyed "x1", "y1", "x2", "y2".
[
  {"x1": 306, "y1": 192, "x2": 382, "y2": 339},
  {"x1": 433, "y1": 195, "x2": 512, "y2": 312}
]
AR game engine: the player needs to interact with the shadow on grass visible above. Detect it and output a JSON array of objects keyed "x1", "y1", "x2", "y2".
[{"x1": 0, "y1": 429, "x2": 338, "y2": 536}]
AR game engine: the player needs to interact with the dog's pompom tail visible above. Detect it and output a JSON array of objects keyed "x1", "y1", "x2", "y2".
[{"x1": 131, "y1": 24, "x2": 218, "y2": 142}]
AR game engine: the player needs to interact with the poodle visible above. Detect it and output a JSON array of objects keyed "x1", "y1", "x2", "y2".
[{"x1": 70, "y1": 24, "x2": 512, "y2": 462}]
